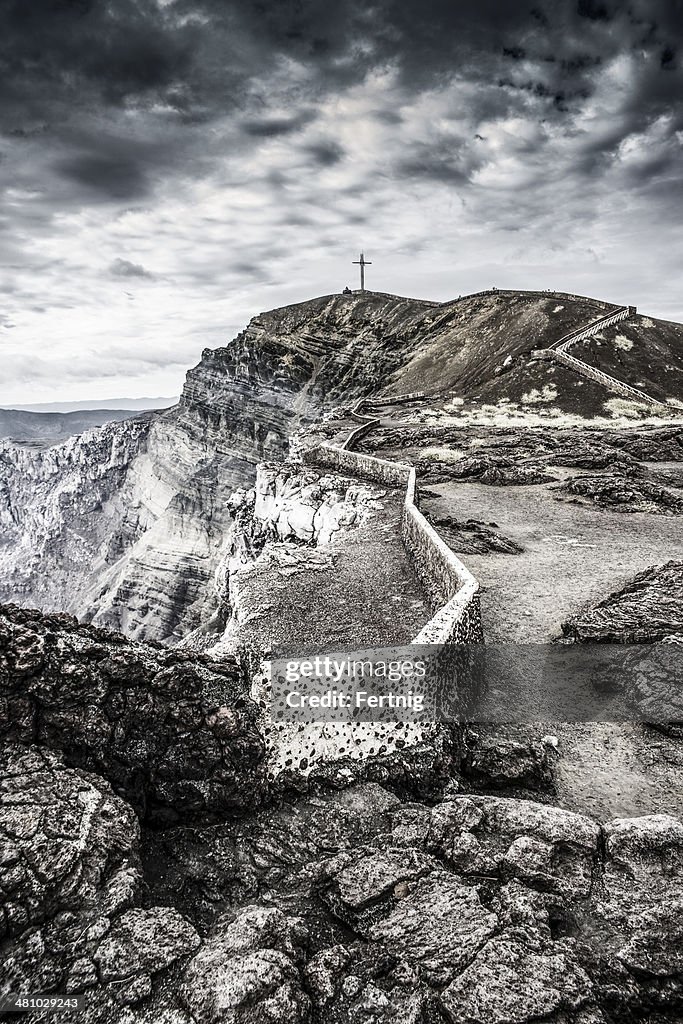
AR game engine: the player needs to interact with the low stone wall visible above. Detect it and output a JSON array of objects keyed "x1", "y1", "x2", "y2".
[
  {"x1": 402, "y1": 468, "x2": 482, "y2": 644},
  {"x1": 303, "y1": 441, "x2": 413, "y2": 487},
  {"x1": 343, "y1": 411, "x2": 381, "y2": 450},
  {"x1": 437, "y1": 287, "x2": 623, "y2": 310},
  {"x1": 550, "y1": 306, "x2": 630, "y2": 353},
  {"x1": 301, "y1": 442, "x2": 482, "y2": 646},
  {"x1": 367, "y1": 390, "x2": 432, "y2": 407},
  {"x1": 259, "y1": 436, "x2": 482, "y2": 780}
]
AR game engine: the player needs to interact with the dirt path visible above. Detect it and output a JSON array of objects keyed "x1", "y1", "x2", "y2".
[
  {"x1": 421, "y1": 476, "x2": 683, "y2": 821},
  {"x1": 422, "y1": 479, "x2": 681, "y2": 642},
  {"x1": 229, "y1": 486, "x2": 432, "y2": 656},
  {"x1": 552, "y1": 722, "x2": 683, "y2": 820}
]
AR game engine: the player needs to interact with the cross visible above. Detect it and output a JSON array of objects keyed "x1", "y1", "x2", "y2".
[{"x1": 352, "y1": 252, "x2": 372, "y2": 291}]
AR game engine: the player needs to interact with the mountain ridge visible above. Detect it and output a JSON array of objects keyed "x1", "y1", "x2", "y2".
[{"x1": 0, "y1": 287, "x2": 679, "y2": 643}]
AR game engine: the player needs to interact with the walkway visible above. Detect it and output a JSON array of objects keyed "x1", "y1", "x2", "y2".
[
  {"x1": 421, "y1": 476, "x2": 683, "y2": 822},
  {"x1": 228, "y1": 486, "x2": 431, "y2": 657}
]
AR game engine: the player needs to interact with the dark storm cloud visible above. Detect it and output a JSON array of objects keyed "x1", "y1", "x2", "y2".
[
  {"x1": 56, "y1": 153, "x2": 151, "y2": 200},
  {"x1": 1, "y1": 1, "x2": 682, "y2": 187},
  {"x1": 2, "y1": 0, "x2": 683, "y2": 404},
  {"x1": 241, "y1": 112, "x2": 317, "y2": 138},
  {"x1": 304, "y1": 141, "x2": 345, "y2": 167}
]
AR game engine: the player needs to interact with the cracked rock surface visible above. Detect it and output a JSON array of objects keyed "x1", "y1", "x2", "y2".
[
  {"x1": 118, "y1": 783, "x2": 683, "y2": 1024},
  {"x1": 2, "y1": 627, "x2": 683, "y2": 1022},
  {"x1": 0, "y1": 604, "x2": 265, "y2": 823},
  {"x1": 0, "y1": 744, "x2": 199, "y2": 1008}
]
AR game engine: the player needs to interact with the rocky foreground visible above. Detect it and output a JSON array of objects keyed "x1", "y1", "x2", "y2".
[
  {"x1": 4, "y1": 736, "x2": 683, "y2": 1024},
  {"x1": 2, "y1": 597, "x2": 683, "y2": 1023}
]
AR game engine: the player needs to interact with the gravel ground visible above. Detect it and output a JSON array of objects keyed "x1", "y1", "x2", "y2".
[
  {"x1": 228, "y1": 485, "x2": 432, "y2": 657},
  {"x1": 422, "y1": 478, "x2": 682, "y2": 642},
  {"x1": 421, "y1": 474, "x2": 683, "y2": 820}
]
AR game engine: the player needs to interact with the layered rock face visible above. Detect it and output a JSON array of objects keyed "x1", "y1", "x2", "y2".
[{"x1": 0, "y1": 293, "x2": 437, "y2": 643}]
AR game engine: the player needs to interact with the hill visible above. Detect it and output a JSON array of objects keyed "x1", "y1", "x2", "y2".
[
  {"x1": 0, "y1": 287, "x2": 679, "y2": 641},
  {"x1": 0, "y1": 407, "x2": 148, "y2": 443}
]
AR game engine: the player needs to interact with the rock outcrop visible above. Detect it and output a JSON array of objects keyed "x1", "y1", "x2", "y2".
[
  {"x1": 0, "y1": 604, "x2": 265, "y2": 822},
  {"x1": 0, "y1": 744, "x2": 200, "y2": 1008},
  {"x1": 553, "y1": 469, "x2": 683, "y2": 515},
  {"x1": 562, "y1": 561, "x2": 683, "y2": 643},
  {"x1": 137, "y1": 782, "x2": 683, "y2": 1024}
]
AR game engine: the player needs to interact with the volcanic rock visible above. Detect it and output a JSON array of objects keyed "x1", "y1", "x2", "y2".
[
  {"x1": 561, "y1": 561, "x2": 683, "y2": 643},
  {"x1": 0, "y1": 744, "x2": 198, "y2": 1006},
  {"x1": 0, "y1": 604, "x2": 265, "y2": 821}
]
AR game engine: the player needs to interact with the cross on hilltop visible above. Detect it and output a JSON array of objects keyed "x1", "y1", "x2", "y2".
[{"x1": 352, "y1": 252, "x2": 372, "y2": 291}]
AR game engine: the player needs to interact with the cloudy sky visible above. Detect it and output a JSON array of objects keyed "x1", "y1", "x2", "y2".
[{"x1": 1, "y1": 0, "x2": 681, "y2": 405}]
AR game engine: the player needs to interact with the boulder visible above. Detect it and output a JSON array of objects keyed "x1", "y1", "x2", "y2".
[
  {"x1": 0, "y1": 744, "x2": 197, "y2": 1007},
  {"x1": 428, "y1": 796, "x2": 600, "y2": 898},
  {"x1": 180, "y1": 906, "x2": 310, "y2": 1024},
  {"x1": 439, "y1": 936, "x2": 597, "y2": 1024}
]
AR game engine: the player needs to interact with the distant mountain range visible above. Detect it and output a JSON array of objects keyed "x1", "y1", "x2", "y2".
[
  {"x1": 0, "y1": 398, "x2": 179, "y2": 443},
  {"x1": 0, "y1": 407, "x2": 147, "y2": 442},
  {"x1": 2, "y1": 396, "x2": 178, "y2": 413}
]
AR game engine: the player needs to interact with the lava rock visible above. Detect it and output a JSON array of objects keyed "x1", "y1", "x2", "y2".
[
  {"x1": 180, "y1": 906, "x2": 310, "y2": 1024},
  {"x1": 561, "y1": 561, "x2": 683, "y2": 643},
  {"x1": 0, "y1": 604, "x2": 266, "y2": 822},
  {"x1": 0, "y1": 744, "x2": 197, "y2": 1008},
  {"x1": 427, "y1": 795, "x2": 600, "y2": 899}
]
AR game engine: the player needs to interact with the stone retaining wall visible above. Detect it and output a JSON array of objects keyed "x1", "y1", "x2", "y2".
[
  {"x1": 402, "y1": 468, "x2": 482, "y2": 644},
  {"x1": 304, "y1": 441, "x2": 412, "y2": 486},
  {"x1": 301, "y1": 442, "x2": 482, "y2": 646},
  {"x1": 257, "y1": 432, "x2": 482, "y2": 780},
  {"x1": 365, "y1": 390, "x2": 433, "y2": 407}
]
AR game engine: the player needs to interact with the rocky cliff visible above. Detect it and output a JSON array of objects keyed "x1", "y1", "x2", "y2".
[
  {"x1": 0, "y1": 290, "x2": 679, "y2": 645},
  {"x1": 0, "y1": 293, "x2": 436, "y2": 642}
]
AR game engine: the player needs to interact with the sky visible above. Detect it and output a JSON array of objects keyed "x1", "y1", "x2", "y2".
[{"x1": 0, "y1": 0, "x2": 682, "y2": 406}]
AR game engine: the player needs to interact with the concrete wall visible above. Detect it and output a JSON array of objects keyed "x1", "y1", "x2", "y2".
[
  {"x1": 303, "y1": 442, "x2": 413, "y2": 487},
  {"x1": 367, "y1": 391, "x2": 432, "y2": 407},
  {"x1": 551, "y1": 306, "x2": 630, "y2": 353},
  {"x1": 259, "y1": 434, "x2": 482, "y2": 781},
  {"x1": 401, "y1": 468, "x2": 482, "y2": 644},
  {"x1": 342, "y1": 413, "x2": 381, "y2": 451}
]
